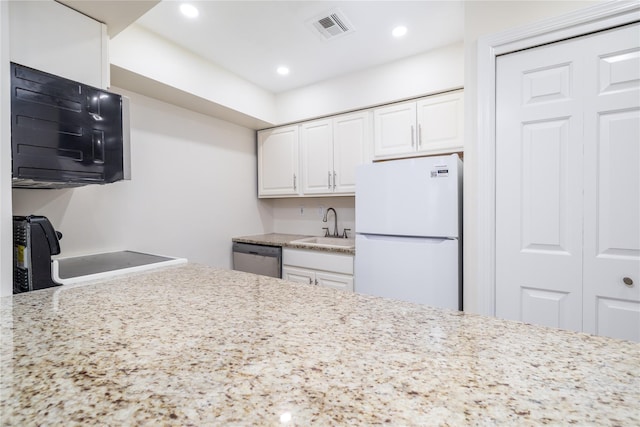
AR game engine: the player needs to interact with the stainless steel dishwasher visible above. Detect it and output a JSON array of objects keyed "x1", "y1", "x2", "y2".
[{"x1": 232, "y1": 242, "x2": 282, "y2": 278}]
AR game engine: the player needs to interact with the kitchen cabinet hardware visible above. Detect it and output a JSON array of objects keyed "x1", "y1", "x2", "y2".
[
  {"x1": 623, "y1": 277, "x2": 634, "y2": 287},
  {"x1": 411, "y1": 125, "x2": 415, "y2": 147},
  {"x1": 333, "y1": 171, "x2": 337, "y2": 190},
  {"x1": 293, "y1": 174, "x2": 297, "y2": 191},
  {"x1": 328, "y1": 171, "x2": 332, "y2": 189}
]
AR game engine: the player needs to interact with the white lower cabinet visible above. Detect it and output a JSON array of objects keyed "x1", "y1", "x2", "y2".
[{"x1": 282, "y1": 248, "x2": 354, "y2": 292}]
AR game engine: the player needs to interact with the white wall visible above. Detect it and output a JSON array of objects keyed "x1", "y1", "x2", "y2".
[
  {"x1": 275, "y1": 42, "x2": 464, "y2": 124},
  {"x1": 12, "y1": 88, "x2": 273, "y2": 268},
  {"x1": 462, "y1": 0, "x2": 601, "y2": 314}
]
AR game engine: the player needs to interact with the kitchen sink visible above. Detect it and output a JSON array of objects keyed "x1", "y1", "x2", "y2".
[{"x1": 292, "y1": 236, "x2": 356, "y2": 249}]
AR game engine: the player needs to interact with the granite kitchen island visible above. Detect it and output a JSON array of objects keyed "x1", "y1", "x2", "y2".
[{"x1": 1, "y1": 264, "x2": 638, "y2": 425}]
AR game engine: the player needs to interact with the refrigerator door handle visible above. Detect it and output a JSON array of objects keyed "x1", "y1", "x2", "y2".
[{"x1": 358, "y1": 234, "x2": 453, "y2": 244}]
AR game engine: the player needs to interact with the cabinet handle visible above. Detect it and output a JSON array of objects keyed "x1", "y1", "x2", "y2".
[
  {"x1": 411, "y1": 125, "x2": 415, "y2": 147},
  {"x1": 623, "y1": 277, "x2": 634, "y2": 287},
  {"x1": 333, "y1": 171, "x2": 336, "y2": 190},
  {"x1": 328, "y1": 171, "x2": 332, "y2": 189},
  {"x1": 418, "y1": 124, "x2": 422, "y2": 147},
  {"x1": 293, "y1": 173, "x2": 297, "y2": 191}
]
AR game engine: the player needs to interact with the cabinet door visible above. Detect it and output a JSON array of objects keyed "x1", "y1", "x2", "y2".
[
  {"x1": 316, "y1": 271, "x2": 354, "y2": 292},
  {"x1": 581, "y1": 25, "x2": 640, "y2": 342},
  {"x1": 282, "y1": 266, "x2": 315, "y2": 285},
  {"x1": 258, "y1": 126, "x2": 300, "y2": 197},
  {"x1": 9, "y1": 1, "x2": 108, "y2": 88},
  {"x1": 416, "y1": 91, "x2": 464, "y2": 155},
  {"x1": 373, "y1": 101, "x2": 416, "y2": 159},
  {"x1": 300, "y1": 119, "x2": 333, "y2": 195},
  {"x1": 333, "y1": 111, "x2": 369, "y2": 194}
]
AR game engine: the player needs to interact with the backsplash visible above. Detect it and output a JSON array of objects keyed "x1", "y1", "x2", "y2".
[{"x1": 267, "y1": 197, "x2": 355, "y2": 237}]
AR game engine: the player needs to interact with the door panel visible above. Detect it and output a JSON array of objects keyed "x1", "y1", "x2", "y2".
[
  {"x1": 595, "y1": 297, "x2": 640, "y2": 342},
  {"x1": 520, "y1": 119, "x2": 571, "y2": 252},
  {"x1": 595, "y1": 110, "x2": 640, "y2": 256},
  {"x1": 520, "y1": 287, "x2": 572, "y2": 329},
  {"x1": 582, "y1": 24, "x2": 640, "y2": 339},
  {"x1": 496, "y1": 38, "x2": 584, "y2": 332}
]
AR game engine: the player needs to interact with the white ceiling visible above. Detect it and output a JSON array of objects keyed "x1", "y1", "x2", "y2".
[{"x1": 60, "y1": 1, "x2": 464, "y2": 94}]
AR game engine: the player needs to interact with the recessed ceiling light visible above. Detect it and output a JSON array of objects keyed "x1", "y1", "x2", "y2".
[
  {"x1": 180, "y1": 3, "x2": 199, "y2": 19},
  {"x1": 277, "y1": 66, "x2": 290, "y2": 76},
  {"x1": 392, "y1": 26, "x2": 408, "y2": 38}
]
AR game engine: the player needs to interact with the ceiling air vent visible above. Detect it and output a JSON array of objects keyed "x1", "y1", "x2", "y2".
[{"x1": 308, "y1": 9, "x2": 355, "y2": 41}]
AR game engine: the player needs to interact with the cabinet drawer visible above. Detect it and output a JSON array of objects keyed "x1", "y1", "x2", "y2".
[{"x1": 283, "y1": 248, "x2": 353, "y2": 275}]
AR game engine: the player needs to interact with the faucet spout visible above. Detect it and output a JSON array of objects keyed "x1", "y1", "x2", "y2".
[{"x1": 322, "y1": 207, "x2": 338, "y2": 237}]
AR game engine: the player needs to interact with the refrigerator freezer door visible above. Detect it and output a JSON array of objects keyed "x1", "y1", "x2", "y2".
[
  {"x1": 355, "y1": 234, "x2": 460, "y2": 310},
  {"x1": 355, "y1": 154, "x2": 461, "y2": 238}
]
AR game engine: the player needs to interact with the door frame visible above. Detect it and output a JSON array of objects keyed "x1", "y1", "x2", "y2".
[{"x1": 475, "y1": 1, "x2": 640, "y2": 316}]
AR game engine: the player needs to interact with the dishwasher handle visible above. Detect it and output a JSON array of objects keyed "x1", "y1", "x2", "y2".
[{"x1": 232, "y1": 242, "x2": 281, "y2": 258}]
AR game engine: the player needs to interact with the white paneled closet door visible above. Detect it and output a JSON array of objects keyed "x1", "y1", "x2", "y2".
[
  {"x1": 496, "y1": 23, "x2": 640, "y2": 340},
  {"x1": 582, "y1": 25, "x2": 640, "y2": 341},
  {"x1": 495, "y1": 36, "x2": 585, "y2": 332}
]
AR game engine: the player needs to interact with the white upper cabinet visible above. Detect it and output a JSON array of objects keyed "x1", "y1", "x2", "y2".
[
  {"x1": 416, "y1": 91, "x2": 464, "y2": 154},
  {"x1": 258, "y1": 125, "x2": 300, "y2": 197},
  {"x1": 300, "y1": 119, "x2": 333, "y2": 195},
  {"x1": 300, "y1": 111, "x2": 370, "y2": 196},
  {"x1": 373, "y1": 101, "x2": 417, "y2": 158},
  {"x1": 9, "y1": 0, "x2": 109, "y2": 89},
  {"x1": 332, "y1": 111, "x2": 370, "y2": 193},
  {"x1": 373, "y1": 90, "x2": 464, "y2": 160}
]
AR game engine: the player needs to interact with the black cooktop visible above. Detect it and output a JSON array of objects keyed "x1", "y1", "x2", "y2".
[{"x1": 56, "y1": 251, "x2": 175, "y2": 279}]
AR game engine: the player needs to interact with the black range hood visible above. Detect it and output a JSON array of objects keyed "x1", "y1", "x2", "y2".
[{"x1": 10, "y1": 63, "x2": 130, "y2": 189}]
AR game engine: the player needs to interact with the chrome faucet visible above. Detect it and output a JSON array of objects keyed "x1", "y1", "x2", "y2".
[{"x1": 323, "y1": 207, "x2": 338, "y2": 237}]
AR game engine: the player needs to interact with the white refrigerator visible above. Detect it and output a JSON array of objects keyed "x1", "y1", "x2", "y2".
[{"x1": 355, "y1": 154, "x2": 462, "y2": 310}]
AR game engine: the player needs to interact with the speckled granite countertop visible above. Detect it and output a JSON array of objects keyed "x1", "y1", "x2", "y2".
[
  {"x1": 233, "y1": 233, "x2": 355, "y2": 255},
  {"x1": 1, "y1": 264, "x2": 639, "y2": 425}
]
